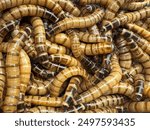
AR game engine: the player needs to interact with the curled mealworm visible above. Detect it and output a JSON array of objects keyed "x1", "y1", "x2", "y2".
[
  {"x1": 50, "y1": 66, "x2": 90, "y2": 97},
  {"x1": 75, "y1": 54, "x2": 122, "y2": 104}
]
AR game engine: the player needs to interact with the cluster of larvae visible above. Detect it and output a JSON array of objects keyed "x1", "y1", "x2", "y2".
[{"x1": 0, "y1": 0, "x2": 150, "y2": 113}]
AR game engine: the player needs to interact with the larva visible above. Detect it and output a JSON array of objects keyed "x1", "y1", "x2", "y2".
[
  {"x1": 101, "y1": 7, "x2": 150, "y2": 32},
  {"x1": 78, "y1": 31, "x2": 112, "y2": 43},
  {"x1": 17, "y1": 49, "x2": 31, "y2": 112},
  {"x1": 2, "y1": 25, "x2": 32, "y2": 112},
  {"x1": 83, "y1": 95, "x2": 126, "y2": 110},
  {"x1": 124, "y1": 101, "x2": 150, "y2": 112},
  {"x1": 132, "y1": 74, "x2": 145, "y2": 101},
  {"x1": 80, "y1": 42, "x2": 114, "y2": 55},
  {"x1": 128, "y1": 39, "x2": 150, "y2": 82},
  {"x1": 66, "y1": 82, "x2": 134, "y2": 113},
  {"x1": 75, "y1": 54, "x2": 122, "y2": 104},
  {"x1": 0, "y1": 0, "x2": 65, "y2": 19},
  {"x1": 48, "y1": 8, "x2": 105, "y2": 35},
  {"x1": 26, "y1": 106, "x2": 63, "y2": 113},
  {"x1": 50, "y1": 66, "x2": 90, "y2": 97},
  {"x1": 0, "y1": 52, "x2": 5, "y2": 102},
  {"x1": 24, "y1": 96, "x2": 63, "y2": 107},
  {"x1": 0, "y1": 5, "x2": 59, "y2": 25}
]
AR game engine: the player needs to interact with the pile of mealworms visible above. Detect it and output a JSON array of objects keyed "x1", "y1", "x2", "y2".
[{"x1": 0, "y1": 0, "x2": 150, "y2": 113}]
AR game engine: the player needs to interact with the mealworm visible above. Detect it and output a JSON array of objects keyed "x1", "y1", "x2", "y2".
[
  {"x1": 80, "y1": 42, "x2": 113, "y2": 56},
  {"x1": 25, "y1": 106, "x2": 63, "y2": 113},
  {"x1": 66, "y1": 82, "x2": 134, "y2": 112},
  {"x1": 78, "y1": 31, "x2": 112, "y2": 43},
  {"x1": 115, "y1": 37, "x2": 132, "y2": 69},
  {"x1": 63, "y1": 76, "x2": 82, "y2": 107},
  {"x1": 83, "y1": 95, "x2": 126, "y2": 110},
  {"x1": 0, "y1": 0, "x2": 65, "y2": 19},
  {"x1": 126, "y1": 23, "x2": 150, "y2": 42},
  {"x1": 101, "y1": 7, "x2": 150, "y2": 32},
  {"x1": 31, "y1": 17, "x2": 52, "y2": 69},
  {"x1": 48, "y1": 8, "x2": 105, "y2": 34},
  {"x1": 84, "y1": 107, "x2": 119, "y2": 113},
  {"x1": 46, "y1": 40, "x2": 70, "y2": 55},
  {"x1": 119, "y1": 28, "x2": 150, "y2": 55},
  {"x1": 50, "y1": 66, "x2": 90, "y2": 97},
  {"x1": 26, "y1": 79, "x2": 53, "y2": 96},
  {"x1": 17, "y1": 49, "x2": 31, "y2": 112},
  {"x1": 49, "y1": 54, "x2": 81, "y2": 67},
  {"x1": 0, "y1": 52, "x2": 5, "y2": 102},
  {"x1": 0, "y1": 20, "x2": 20, "y2": 42},
  {"x1": 24, "y1": 96, "x2": 63, "y2": 107},
  {"x1": 50, "y1": 33, "x2": 71, "y2": 48},
  {"x1": 127, "y1": 39, "x2": 150, "y2": 82},
  {"x1": 2, "y1": 25, "x2": 32, "y2": 113},
  {"x1": 124, "y1": 101, "x2": 150, "y2": 112},
  {"x1": 75, "y1": 54, "x2": 122, "y2": 104},
  {"x1": 132, "y1": 74, "x2": 145, "y2": 101},
  {"x1": 122, "y1": 1, "x2": 150, "y2": 11},
  {"x1": 54, "y1": 0, "x2": 80, "y2": 16},
  {"x1": 0, "y1": 5, "x2": 59, "y2": 25}
]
